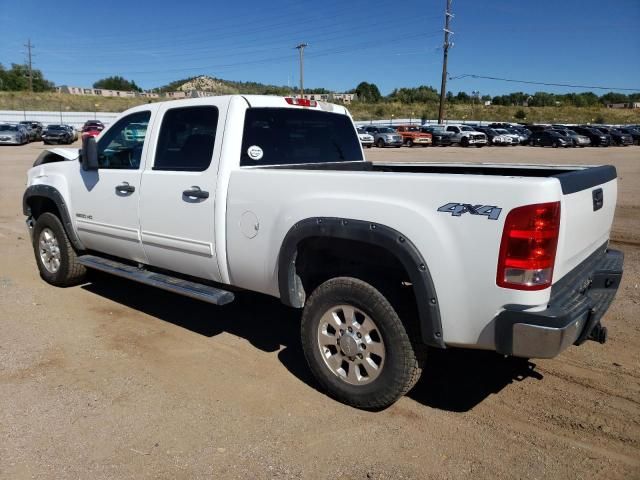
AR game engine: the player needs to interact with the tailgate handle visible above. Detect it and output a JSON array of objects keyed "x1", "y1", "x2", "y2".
[{"x1": 592, "y1": 188, "x2": 603, "y2": 211}]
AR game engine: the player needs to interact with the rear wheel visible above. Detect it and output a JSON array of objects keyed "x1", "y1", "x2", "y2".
[
  {"x1": 32, "y1": 212, "x2": 86, "y2": 287},
  {"x1": 301, "y1": 277, "x2": 425, "y2": 410}
]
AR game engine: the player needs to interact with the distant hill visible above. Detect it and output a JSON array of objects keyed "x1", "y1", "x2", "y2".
[{"x1": 157, "y1": 75, "x2": 292, "y2": 95}]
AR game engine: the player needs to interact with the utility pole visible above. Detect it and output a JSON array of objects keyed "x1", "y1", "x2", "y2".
[
  {"x1": 295, "y1": 43, "x2": 308, "y2": 97},
  {"x1": 24, "y1": 39, "x2": 34, "y2": 92},
  {"x1": 437, "y1": 0, "x2": 453, "y2": 124}
]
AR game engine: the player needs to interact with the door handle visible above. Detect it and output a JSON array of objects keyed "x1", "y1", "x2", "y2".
[
  {"x1": 115, "y1": 182, "x2": 135, "y2": 194},
  {"x1": 183, "y1": 186, "x2": 209, "y2": 199}
]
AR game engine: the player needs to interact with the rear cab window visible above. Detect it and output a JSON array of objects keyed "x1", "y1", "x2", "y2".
[{"x1": 240, "y1": 108, "x2": 363, "y2": 166}]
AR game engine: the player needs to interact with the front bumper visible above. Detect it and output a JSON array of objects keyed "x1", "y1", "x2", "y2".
[
  {"x1": 0, "y1": 137, "x2": 22, "y2": 144},
  {"x1": 494, "y1": 245, "x2": 623, "y2": 359}
]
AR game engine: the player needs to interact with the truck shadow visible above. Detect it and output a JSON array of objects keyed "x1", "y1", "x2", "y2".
[{"x1": 81, "y1": 273, "x2": 543, "y2": 413}]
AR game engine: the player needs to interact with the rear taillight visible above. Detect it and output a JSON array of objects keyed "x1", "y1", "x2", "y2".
[
  {"x1": 284, "y1": 97, "x2": 317, "y2": 107},
  {"x1": 496, "y1": 202, "x2": 560, "y2": 290}
]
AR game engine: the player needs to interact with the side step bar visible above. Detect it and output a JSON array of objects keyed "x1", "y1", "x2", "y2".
[{"x1": 78, "y1": 255, "x2": 235, "y2": 306}]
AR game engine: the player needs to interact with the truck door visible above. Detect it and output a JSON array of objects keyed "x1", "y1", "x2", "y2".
[
  {"x1": 70, "y1": 110, "x2": 152, "y2": 263},
  {"x1": 138, "y1": 101, "x2": 227, "y2": 282}
]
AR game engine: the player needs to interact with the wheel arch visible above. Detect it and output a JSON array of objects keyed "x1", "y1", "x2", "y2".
[
  {"x1": 278, "y1": 217, "x2": 444, "y2": 348},
  {"x1": 23, "y1": 185, "x2": 85, "y2": 251}
]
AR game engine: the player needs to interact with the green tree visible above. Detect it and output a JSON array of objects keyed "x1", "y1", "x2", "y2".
[
  {"x1": 93, "y1": 76, "x2": 142, "y2": 92},
  {"x1": 0, "y1": 63, "x2": 54, "y2": 91},
  {"x1": 354, "y1": 82, "x2": 382, "y2": 103},
  {"x1": 600, "y1": 92, "x2": 629, "y2": 105}
]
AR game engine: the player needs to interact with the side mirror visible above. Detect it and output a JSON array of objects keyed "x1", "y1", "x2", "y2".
[{"x1": 80, "y1": 136, "x2": 99, "y2": 171}]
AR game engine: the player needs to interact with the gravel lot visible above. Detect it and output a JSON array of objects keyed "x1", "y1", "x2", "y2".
[{"x1": 1, "y1": 142, "x2": 639, "y2": 479}]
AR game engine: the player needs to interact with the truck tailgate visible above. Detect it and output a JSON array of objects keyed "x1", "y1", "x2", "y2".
[{"x1": 553, "y1": 165, "x2": 618, "y2": 282}]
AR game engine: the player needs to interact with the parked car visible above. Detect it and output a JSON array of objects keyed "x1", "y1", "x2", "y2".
[
  {"x1": 419, "y1": 125, "x2": 453, "y2": 146},
  {"x1": 507, "y1": 128, "x2": 531, "y2": 145},
  {"x1": 493, "y1": 128, "x2": 520, "y2": 145},
  {"x1": 444, "y1": 124, "x2": 487, "y2": 147},
  {"x1": 571, "y1": 126, "x2": 611, "y2": 147},
  {"x1": 552, "y1": 129, "x2": 590, "y2": 147},
  {"x1": 0, "y1": 123, "x2": 29, "y2": 145},
  {"x1": 474, "y1": 127, "x2": 511, "y2": 146},
  {"x1": 83, "y1": 120, "x2": 105, "y2": 131},
  {"x1": 62, "y1": 124, "x2": 78, "y2": 142},
  {"x1": 18, "y1": 121, "x2": 43, "y2": 142},
  {"x1": 42, "y1": 124, "x2": 73, "y2": 145},
  {"x1": 81, "y1": 126, "x2": 102, "y2": 140},
  {"x1": 617, "y1": 127, "x2": 640, "y2": 145},
  {"x1": 593, "y1": 126, "x2": 633, "y2": 146},
  {"x1": 356, "y1": 127, "x2": 374, "y2": 148},
  {"x1": 529, "y1": 130, "x2": 572, "y2": 148},
  {"x1": 24, "y1": 95, "x2": 623, "y2": 409},
  {"x1": 394, "y1": 125, "x2": 432, "y2": 147},
  {"x1": 363, "y1": 126, "x2": 403, "y2": 148}
]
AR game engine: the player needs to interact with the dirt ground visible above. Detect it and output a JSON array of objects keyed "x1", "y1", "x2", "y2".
[{"x1": 1, "y1": 142, "x2": 638, "y2": 479}]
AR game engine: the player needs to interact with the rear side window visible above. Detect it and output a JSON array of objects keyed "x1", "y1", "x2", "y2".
[
  {"x1": 154, "y1": 106, "x2": 218, "y2": 171},
  {"x1": 240, "y1": 108, "x2": 363, "y2": 166}
]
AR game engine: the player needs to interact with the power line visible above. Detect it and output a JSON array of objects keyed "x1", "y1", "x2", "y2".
[{"x1": 448, "y1": 73, "x2": 640, "y2": 92}]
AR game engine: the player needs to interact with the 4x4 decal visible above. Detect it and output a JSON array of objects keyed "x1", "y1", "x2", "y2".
[{"x1": 437, "y1": 203, "x2": 502, "y2": 220}]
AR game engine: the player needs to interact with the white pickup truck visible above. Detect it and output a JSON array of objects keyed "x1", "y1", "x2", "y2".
[{"x1": 23, "y1": 95, "x2": 624, "y2": 409}]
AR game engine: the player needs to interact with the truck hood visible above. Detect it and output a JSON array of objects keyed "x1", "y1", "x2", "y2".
[{"x1": 33, "y1": 147, "x2": 79, "y2": 167}]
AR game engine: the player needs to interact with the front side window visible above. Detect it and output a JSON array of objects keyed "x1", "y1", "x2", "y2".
[
  {"x1": 97, "y1": 111, "x2": 150, "y2": 169},
  {"x1": 240, "y1": 108, "x2": 363, "y2": 166},
  {"x1": 154, "y1": 106, "x2": 218, "y2": 171}
]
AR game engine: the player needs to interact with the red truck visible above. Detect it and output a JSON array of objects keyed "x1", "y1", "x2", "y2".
[{"x1": 395, "y1": 125, "x2": 432, "y2": 147}]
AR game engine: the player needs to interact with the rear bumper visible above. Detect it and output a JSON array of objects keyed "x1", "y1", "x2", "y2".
[{"x1": 494, "y1": 245, "x2": 623, "y2": 359}]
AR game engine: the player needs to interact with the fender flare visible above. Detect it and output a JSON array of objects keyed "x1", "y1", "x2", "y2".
[
  {"x1": 278, "y1": 217, "x2": 444, "y2": 348},
  {"x1": 23, "y1": 184, "x2": 85, "y2": 251}
]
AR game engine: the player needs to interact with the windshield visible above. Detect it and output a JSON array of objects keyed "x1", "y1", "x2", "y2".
[
  {"x1": 0, "y1": 125, "x2": 18, "y2": 131},
  {"x1": 460, "y1": 126, "x2": 475, "y2": 131},
  {"x1": 47, "y1": 125, "x2": 64, "y2": 130},
  {"x1": 240, "y1": 108, "x2": 363, "y2": 166},
  {"x1": 377, "y1": 127, "x2": 395, "y2": 133},
  {"x1": 495, "y1": 129, "x2": 510, "y2": 134}
]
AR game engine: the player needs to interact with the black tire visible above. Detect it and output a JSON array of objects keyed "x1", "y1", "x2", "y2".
[
  {"x1": 32, "y1": 212, "x2": 86, "y2": 287},
  {"x1": 406, "y1": 139, "x2": 414, "y2": 147},
  {"x1": 552, "y1": 141, "x2": 559, "y2": 148},
  {"x1": 376, "y1": 138, "x2": 385, "y2": 148},
  {"x1": 301, "y1": 277, "x2": 425, "y2": 410},
  {"x1": 460, "y1": 137, "x2": 469, "y2": 147}
]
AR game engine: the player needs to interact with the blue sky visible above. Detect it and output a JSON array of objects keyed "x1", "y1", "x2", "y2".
[{"x1": 1, "y1": 0, "x2": 639, "y2": 96}]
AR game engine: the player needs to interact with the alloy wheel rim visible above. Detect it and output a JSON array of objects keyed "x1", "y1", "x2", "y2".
[
  {"x1": 316, "y1": 304, "x2": 386, "y2": 385},
  {"x1": 38, "y1": 228, "x2": 61, "y2": 273}
]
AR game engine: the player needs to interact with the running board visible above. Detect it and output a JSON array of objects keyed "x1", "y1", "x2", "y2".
[{"x1": 78, "y1": 255, "x2": 235, "y2": 305}]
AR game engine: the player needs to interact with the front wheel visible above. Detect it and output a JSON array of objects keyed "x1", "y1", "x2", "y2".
[
  {"x1": 406, "y1": 139, "x2": 414, "y2": 147},
  {"x1": 376, "y1": 138, "x2": 385, "y2": 148},
  {"x1": 460, "y1": 137, "x2": 469, "y2": 147},
  {"x1": 32, "y1": 212, "x2": 86, "y2": 286},
  {"x1": 301, "y1": 277, "x2": 425, "y2": 410}
]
